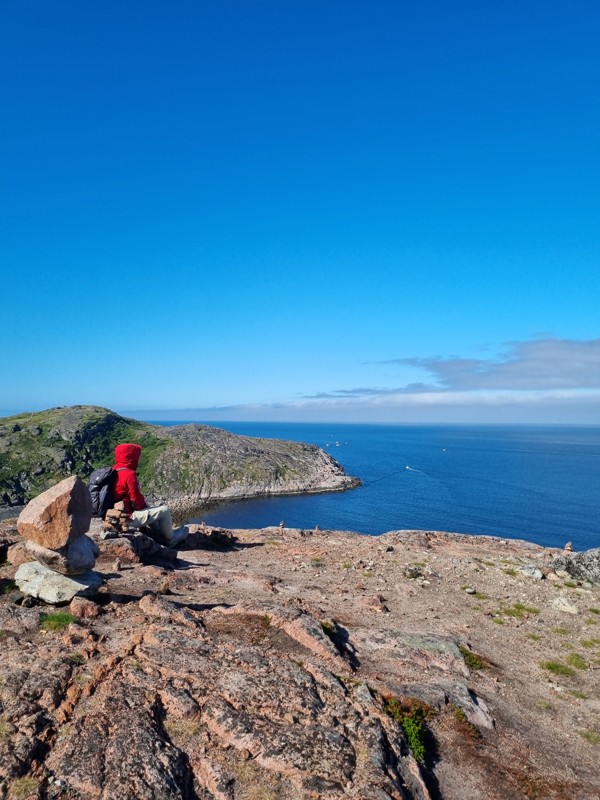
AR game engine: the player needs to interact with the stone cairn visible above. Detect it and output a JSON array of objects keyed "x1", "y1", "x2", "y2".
[{"x1": 14, "y1": 475, "x2": 102, "y2": 604}]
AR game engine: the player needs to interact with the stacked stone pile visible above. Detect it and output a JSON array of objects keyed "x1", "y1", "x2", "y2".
[
  {"x1": 102, "y1": 501, "x2": 132, "y2": 534},
  {"x1": 13, "y1": 476, "x2": 102, "y2": 603}
]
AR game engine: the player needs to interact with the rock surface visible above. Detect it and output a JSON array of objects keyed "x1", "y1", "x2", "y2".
[
  {"x1": 25, "y1": 534, "x2": 100, "y2": 575},
  {"x1": 1, "y1": 520, "x2": 599, "y2": 799},
  {"x1": 553, "y1": 547, "x2": 600, "y2": 586},
  {"x1": 16, "y1": 476, "x2": 92, "y2": 549},
  {"x1": 14, "y1": 560, "x2": 102, "y2": 603}
]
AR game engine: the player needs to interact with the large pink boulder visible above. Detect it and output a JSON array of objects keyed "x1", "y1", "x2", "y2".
[{"x1": 17, "y1": 476, "x2": 92, "y2": 549}]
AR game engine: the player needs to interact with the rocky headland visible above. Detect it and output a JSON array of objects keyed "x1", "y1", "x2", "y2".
[
  {"x1": 0, "y1": 406, "x2": 359, "y2": 518},
  {"x1": 1, "y1": 508, "x2": 599, "y2": 799}
]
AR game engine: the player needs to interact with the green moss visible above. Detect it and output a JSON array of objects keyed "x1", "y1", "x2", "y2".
[
  {"x1": 588, "y1": 608, "x2": 600, "y2": 615},
  {"x1": 541, "y1": 660, "x2": 575, "y2": 677},
  {"x1": 40, "y1": 611, "x2": 76, "y2": 632},
  {"x1": 563, "y1": 580, "x2": 578, "y2": 588},
  {"x1": 526, "y1": 633, "x2": 542, "y2": 641},
  {"x1": 552, "y1": 627, "x2": 570, "y2": 636},
  {"x1": 503, "y1": 568, "x2": 518, "y2": 577}
]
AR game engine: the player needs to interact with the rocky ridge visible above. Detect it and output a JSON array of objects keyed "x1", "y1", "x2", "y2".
[
  {"x1": 0, "y1": 517, "x2": 599, "y2": 799},
  {"x1": 0, "y1": 407, "x2": 359, "y2": 517}
]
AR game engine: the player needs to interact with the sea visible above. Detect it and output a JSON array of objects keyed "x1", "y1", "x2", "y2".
[{"x1": 152, "y1": 422, "x2": 600, "y2": 552}]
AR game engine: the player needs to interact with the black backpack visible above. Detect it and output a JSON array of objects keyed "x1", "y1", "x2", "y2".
[{"x1": 88, "y1": 466, "x2": 117, "y2": 518}]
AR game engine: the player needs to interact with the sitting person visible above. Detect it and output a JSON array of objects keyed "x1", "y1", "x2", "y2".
[{"x1": 112, "y1": 442, "x2": 188, "y2": 547}]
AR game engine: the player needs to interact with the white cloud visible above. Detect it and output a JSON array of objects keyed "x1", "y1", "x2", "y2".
[{"x1": 388, "y1": 338, "x2": 600, "y2": 391}]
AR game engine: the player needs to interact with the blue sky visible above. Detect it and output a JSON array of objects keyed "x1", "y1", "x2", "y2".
[{"x1": 2, "y1": 1, "x2": 599, "y2": 423}]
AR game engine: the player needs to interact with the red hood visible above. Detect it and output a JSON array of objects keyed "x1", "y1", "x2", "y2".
[{"x1": 114, "y1": 443, "x2": 142, "y2": 470}]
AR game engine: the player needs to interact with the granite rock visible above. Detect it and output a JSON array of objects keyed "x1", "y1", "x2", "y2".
[
  {"x1": 552, "y1": 547, "x2": 600, "y2": 586},
  {"x1": 25, "y1": 535, "x2": 99, "y2": 575},
  {"x1": 17, "y1": 476, "x2": 92, "y2": 549}
]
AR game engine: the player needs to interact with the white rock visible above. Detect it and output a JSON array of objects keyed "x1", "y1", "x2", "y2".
[
  {"x1": 15, "y1": 561, "x2": 102, "y2": 604},
  {"x1": 519, "y1": 565, "x2": 544, "y2": 580},
  {"x1": 551, "y1": 596, "x2": 578, "y2": 615}
]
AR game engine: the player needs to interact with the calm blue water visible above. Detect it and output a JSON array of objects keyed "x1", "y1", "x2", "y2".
[{"x1": 152, "y1": 422, "x2": 600, "y2": 550}]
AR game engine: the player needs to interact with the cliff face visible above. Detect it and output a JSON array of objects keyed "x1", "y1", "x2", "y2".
[{"x1": 0, "y1": 406, "x2": 359, "y2": 514}]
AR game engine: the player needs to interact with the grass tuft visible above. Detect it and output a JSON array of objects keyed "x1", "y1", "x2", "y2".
[
  {"x1": 541, "y1": 660, "x2": 575, "y2": 677},
  {"x1": 458, "y1": 644, "x2": 487, "y2": 671},
  {"x1": 40, "y1": 611, "x2": 76, "y2": 632},
  {"x1": 579, "y1": 730, "x2": 600, "y2": 744},
  {"x1": 8, "y1": 777, "x2": 40, "y2": 799},
  {"x1": 566, "y1": 653, "x2": 588, "y2": 670}
]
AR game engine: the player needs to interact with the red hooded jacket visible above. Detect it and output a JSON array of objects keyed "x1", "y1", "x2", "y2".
[{"x1": 113, "y1": 443, "x2": 146, "y2": 513}]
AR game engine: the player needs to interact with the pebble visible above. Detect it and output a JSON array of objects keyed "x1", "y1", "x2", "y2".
[{"x1": 465, "y1": 587, "x2": 476, "y2": 594}]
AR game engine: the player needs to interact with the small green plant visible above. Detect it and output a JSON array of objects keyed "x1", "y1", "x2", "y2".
[
  {"x1": 563, "y1": 580, "x2": 578, "y2": 588},
  {"x1": 40, "y1": 612, "x2": 76, "y2": 632},
  {"x1": 342, "y1": 562, "x2": 353, "y2": 570},
  {"x1": 492, "y1": 617, "x2": 505, "y2": 625},
  {"x1": 259, "y1": 614, "x2": 272, "y2": 630},
  {"x1": 588, "y1": 608, "x2": 600, "y2": 615},
  {"x1": 413, "y1": 562, "x2": 426, "y2": 567},
  {"x1": 503, "y1": 568, "x2": 518, "y2": 577},
  {"x1": 320, "y1": 620, "x2": 336, "y2": 642},
  {"x1": 73, "y1": 671, "x2": 91, "y2": 684},
  {"x1": 473, "y1": 591, "x2": 488, "y2": 600},
  {"x1": 362, "y1": 570, "x2": 374, "y2": 577},
  {"x1": 68, "y1": 653, "x2": 85, "y2": 665},
  {"x1": 482, "y1": 560, "x2": 495, "y2": 566},
  {"x1": 526, "y1": 633, "x2": 542, "y2": 641},
  {"x1": 458, "y1": 644, "x2": 487, "y2": 671},
  {"x1": 552, "y1": 627, "x2": 570, "y2": 636},
  {"x1": 541, "y1": 660, "x2": 575, "y2": 677},
  {"x1": 9, "y1": 777, "x2": 40, "y2": 799},
  {"x1": 566, "y1": 653, "x2": 588, "y2": 670},
  {"x1": 383, "y1": 697, "x2": 433, "y2": 763},
  {"x1": 584, "y1": 617, "x2": 599, "y2": 625},
  {"x1": 0, "y1": 579, "x2": 17, "y2": 595},
  {"x1": 536, "y1": 699, "x2": 553, "y2": 710},
  {"x1": 579, "y1": 730, "x2": 600, "y2": 744},
  {"x1": 309, "y1": 557, "x2": 324, "y2": 567}
]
